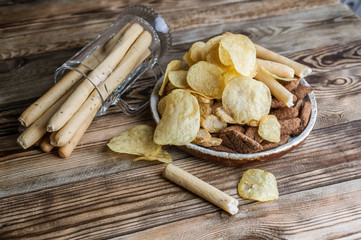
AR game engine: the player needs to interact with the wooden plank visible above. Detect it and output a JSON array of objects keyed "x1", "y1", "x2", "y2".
[
  {"x1": 123, "y1": 179, "x2": 361, "y2": 240},
  {"x1": 0, "y1": 0, "x2": 339, "y2": 59},
  {"x1": 171, "y1": 4, "x2": 361, "y2": 53},
  {"x1": 0, "y1": 119, "x2": 360, "y2": 238}
]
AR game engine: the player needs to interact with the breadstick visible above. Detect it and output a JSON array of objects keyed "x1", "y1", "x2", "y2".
[
  {"x1": 17, "y1": 87, "x2": 75, "y2": 149},
  {"x1": 18, "y1": 25, "x2": 129, "y2": 128},
  {"x1": 52, "y1": 31, "x2": 153, "y2": 147},
  {"x1": 58, "y1": 109, "x2": 96, "y2": 158},
  {"x1": 58, "y1": 48, "x2": 151, "y2": 157},
  {"x1": 256, "y1": 59, "x2": 294, "y2": 79},
  {"x1": 255, "y1": 68, "x2": 294, "y2": 107},
  {"x1": 255, "y1": 44, "x2": 312, "y2": 78},
  {"x1": 162, "y1": 164, "x2": 239, "y2": 215},
  {"x1": 47, "y1": 23, "x2": 144, "y2": 132},
  {"x1": 39, "y1": 134, "x2": 54, "y2": 153}
]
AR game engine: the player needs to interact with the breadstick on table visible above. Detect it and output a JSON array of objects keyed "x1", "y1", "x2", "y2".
[
  {"x1": 18, "y1": 24, "x2": 130, "y2": 128},
  {"x1": 255, "y1": 67, "x2": 294, "y2": 107},
  {"x1": 47, "y1": 23, "x2": 144, "y2": 132},
  {"x1": 255, "y1": 44, "x2": 312, "y2": 78},
  {"x1": 256, "y1": 59, "x2": 294, "y2": 79},
  {"x1": 58, "y1": 49, "x2": 151, "y2": 158},
  {"x1": 52, "y1": 30, "x2": 153, "y2": 147},
  {"x1": 162, "y1": 164, "x2": 239, "y2": 215}
]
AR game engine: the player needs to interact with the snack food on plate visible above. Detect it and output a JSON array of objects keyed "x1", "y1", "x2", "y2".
[{"x1": 155, "y1": 32, "x2": 313, "y2": 154}]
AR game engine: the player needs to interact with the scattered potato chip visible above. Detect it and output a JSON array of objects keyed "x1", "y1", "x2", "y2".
[
  {"x1": 219, "y1": 34, "x2": 256, "y2": 78},
  {"x1": 222, "y1": 77, "x2": 271, "y2": 125},
  {"x1": 187, "y1": 61, "x2": 225, "y2": 99},
  {"x1": 134, "y1": 149, "x2": 172, "y2": 163},
  {"x1": 183, "y1": 51, "x2": 196, "y2": 67},
  {"x1": 238, "y1": 169, "x2": 279, "y2": 202},
  {"x1": 201, "y1": 35, "x2": 224, "y2": 60},
  {"x1": 159, "y1": 60, "x2": 183, "y2": 96},
  {"x1": 168, "y1": 70, "x2": 189, "y2": 88},
  {"x1": 200, "y1": 114, "x2": 227, "y2": 133},
  {"x1": 154, "y1": 89, "x2": 200, "y2": 145},
  {"x1": 107, "y1": 125, "x2": 161, "y2": 157},
  {"x1": 189, "y1": 41, "x2": 206, "y2": 62},
  {"x1": 258, "y1": 115, "x2": 281, "y2": 143}
]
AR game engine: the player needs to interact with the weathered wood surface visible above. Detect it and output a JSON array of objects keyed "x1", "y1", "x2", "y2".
[{"x1": 1, "y1": 0, "x2": 361, "y2": 239}]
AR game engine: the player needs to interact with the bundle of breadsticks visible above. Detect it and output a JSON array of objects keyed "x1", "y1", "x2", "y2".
[{"x1": 17, "y1": 23, "x2": 152, "y2": 157}]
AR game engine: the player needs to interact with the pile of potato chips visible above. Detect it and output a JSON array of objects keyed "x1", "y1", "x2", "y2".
[
  {"x1": 107, "y1": 32, "x2": 313, "y2": 162},
  {"x1": 154, "y1": 32, "x2": 280, "y2": 149}
]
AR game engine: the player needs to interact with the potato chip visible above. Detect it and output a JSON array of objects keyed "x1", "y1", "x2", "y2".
[
  {"x1": 222, "y1": 70, "x2": 242, "y2": 85},
  {"x1": 213, "y1": 106, "x2": 236, "y2": 124},
  {"x1": 205, "y1": 47, "x2": 222, "y2": 65},
  {"x1": 189, "y1": 41, "x2": 206, "y2": 62},
  {"x1": 258, "y1": 115, "x2": 281, "y2": 143},
  {"x1": 154, "y1": 89, "x2": 200, "y2": 145},
  {"x1": 200, "y1": 114, "x2": 227, "y2": 133},
  {"x1": 183, "y1": 51, "x2": 196, "y2": 67},
  {"x1": 168, "y1": 70, "x2": 189, "y2": 88},
  {"x1": 222, "y1": 77, "x2": 271, "y2": 125},
  {"x1": 192, "y1": 128, "x2": 212, "y2": 145},
  {"x1": 238, "y1": 169, "x2": 279, "y2": 202},
  {"x1": 134, "y1": 149, "x2": 172, "y2": 163},
  {"x1": 157, "y1": 96, "x2": 167, "y2": 116},
  {"x1": 219, "y1": 34, "x2": 256, "y2": 78},
  {"x1": 201, "y1": 35, "x2": 224, "y2": 60},
  {"x1": 107, "y1": 125, "x2": 161, "y2": 157},
  {"x1": 199, "y1": 102, "x2": 212, "y2": 116},
  {"x1": 187, "y1": 61, "x2": 225, "y2": 99},
  {"x1": 159, "y1": 60, "x2": 183, "y2": 96}
]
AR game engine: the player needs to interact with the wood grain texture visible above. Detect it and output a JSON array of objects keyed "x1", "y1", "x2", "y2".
[
  {"x1": 0, "y1": 0, "x2": 339, "y2": 59},
  {"x1": 1, "y1": 0, "x2": 361, "y2": 239},
  {"x1": 1, "y1": 119, "x2": 360, "y2": 238}
]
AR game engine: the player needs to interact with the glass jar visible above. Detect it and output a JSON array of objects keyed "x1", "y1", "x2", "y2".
[{"x1": 54, "y1": 4, "x2": 171, "y2": 116}]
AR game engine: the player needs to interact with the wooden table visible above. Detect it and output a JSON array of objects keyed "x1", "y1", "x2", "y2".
[{"x1": 1, "y1": 0, "x2": 361, "y2": 239}]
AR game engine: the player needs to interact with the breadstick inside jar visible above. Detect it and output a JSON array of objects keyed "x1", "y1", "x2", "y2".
[{"x1": 162, "y1": 164, "x2": 239, "y2": 215}]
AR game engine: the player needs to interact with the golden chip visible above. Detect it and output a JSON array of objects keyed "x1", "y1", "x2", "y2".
[
  {"x1": 134, "y1": 149, "x2": 172, "y2": 163},
  {"x1": 107, "y1": 125, "x2": 161, "y2": 157},
  {"x1": 201, "y1": 35, "x2": 224, "y2": 60},
  {"x1": 187, "y1": 61, "x2": 225, "y2": 99},
  {"x1": 219, "y1": 34, "x2": 256, "y2": 78},
  {"x1": 222, "y1": 77, "x2": 271, "y2": 125},
  {"x1": 157, "y1": 96, "x2": 167, "y2": 116},
  {"x1": 154, "y1": 89, "x2": 200, "y2": 145},
  {"x1": 238, "y1": 169, "x2": 279, "y2": 202},
  {"x1": 183, "y1": 51, "x2": 196, "y2": 67},
  {"x1": 168, "y1": 70, "x2": 189, "y2": 88},
  {"x1": 258, "y1": 115, "x2": 281, "y2": 143},
  {"x1": 159, "y1": 60, "x2": 183, "y2": 96},
  {"x1": 189, "y1": 41, "x2": 206, "y2": 62},
  {"x1": 200, "y1": 114, "x2": 227, "y2": 133}
]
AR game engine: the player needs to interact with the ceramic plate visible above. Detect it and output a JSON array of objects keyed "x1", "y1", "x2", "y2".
[{"x1": 150, "y1": 77, "x2": 317, "y2": 166}]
